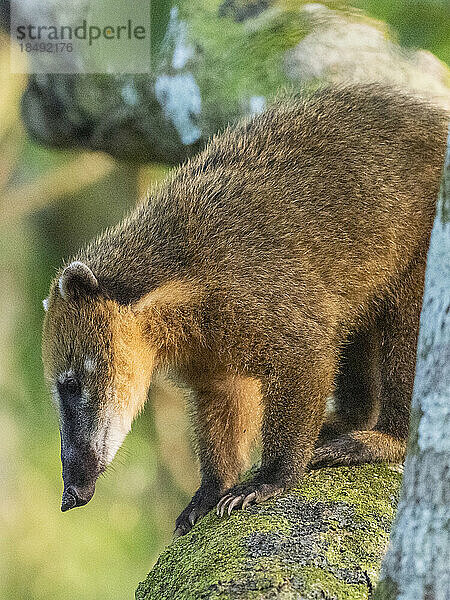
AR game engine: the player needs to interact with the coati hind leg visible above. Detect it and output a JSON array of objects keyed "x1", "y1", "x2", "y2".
[
  {"x1": 309, "y1": 258, "x2": 426, "y2": 469},
  {"x1": 174, "y1": 371, "x2": 261, "y2": 536},
  {"x1": 217, "y1": 345, "x2": 336, "y2": 516},
  {"x1": 317, "y1": 323, "x2": 382, "y2": 445}
]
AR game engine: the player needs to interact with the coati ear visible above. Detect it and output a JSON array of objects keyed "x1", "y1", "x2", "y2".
[{"x1": 59, "y1": 261, "x2": 99, "y2": 300}]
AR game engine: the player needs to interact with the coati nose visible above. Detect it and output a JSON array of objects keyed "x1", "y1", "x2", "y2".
[
  {"x1": 61, "y1": 487, "x2": 77, "y2": 511},
  {"x1": 61, "y1": 484, "x2": 95, "y2": 512}
]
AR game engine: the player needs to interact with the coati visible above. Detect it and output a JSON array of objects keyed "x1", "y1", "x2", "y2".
[{"x1": 42, "y1": 84, "x2": 448, "y2": 536}]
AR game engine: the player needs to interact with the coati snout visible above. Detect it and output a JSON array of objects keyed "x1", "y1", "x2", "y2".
[
  {"x1": 60, "y1": 435, "x2": 97, "y2": 512},
  {"x1": 58, "y1": 369, "x2": 107, "y2": 511},
  {"x1": 42, "y1": 84, "x2": 448, "y2": 533}
]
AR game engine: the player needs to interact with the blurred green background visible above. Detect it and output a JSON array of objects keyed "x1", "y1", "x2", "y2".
[
  {"x1": 0, "y1": 36, "x2": 198, "y2": 600},
  {"x1": 0, "y1": 1, "x2": 448, "y2": 599}
]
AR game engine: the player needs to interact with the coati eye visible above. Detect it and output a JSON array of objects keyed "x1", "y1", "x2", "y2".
[{"x1": 58, "y1": 375, "x2": 81, "y2": 397}]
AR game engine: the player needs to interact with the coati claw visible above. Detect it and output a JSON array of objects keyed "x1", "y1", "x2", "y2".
[
  {"x1": 241, "y1": 492, "x2": 257, "y2": 510},
  {"x1": 173, "y1": 507, "x2": 205, "y2": 537},
  {"x1": 175, "y1": 485, "x2": 221, "y2": 535},
  {"x1": 216, "y1": 494, "x2": 233, "y2": 517},
  {"x1": 227, "y1": 495, "x2": 244, "y2": 515},
  {"x1": 219, "y1": 495, "x2": 235, "y2": 517},
  {"x1": 217, "y1": 481, "x2": 284, "y2": 516}
]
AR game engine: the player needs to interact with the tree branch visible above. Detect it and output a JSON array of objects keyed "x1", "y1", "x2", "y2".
[
  {"x1": 136, "y1": 465, "x2": 402, "y2": 600},
  {"x1": 10, "y1": 1, "x2": 450, "y2": 164}
]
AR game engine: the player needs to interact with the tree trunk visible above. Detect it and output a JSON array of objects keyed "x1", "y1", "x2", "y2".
[
  {"x1": 136, "y1": 464, "x2": 402, "y2": 600},
  {"x1": 374, "y1": 133, "x2": 450, "y2": 600}
]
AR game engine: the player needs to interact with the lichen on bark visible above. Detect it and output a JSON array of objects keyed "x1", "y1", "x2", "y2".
[{"x1": 136, "y1": 464, "x2": 402, "y2": 600}]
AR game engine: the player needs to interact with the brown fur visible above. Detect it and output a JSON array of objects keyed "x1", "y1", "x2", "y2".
[
  {"x1": 133, "y1": 280, "x2": 203, "y2": 311},
  {"x1": 42, "y1": 84, "x2": 448, "y2": 532},
  {"x1": 185, "y1": 371, "x2": 262, "y2": 487}
]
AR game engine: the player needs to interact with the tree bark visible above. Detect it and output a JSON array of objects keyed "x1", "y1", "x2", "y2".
[
  {"x1": 374, "y1": 133, "x2": 450, "y2": 600},
  {"x1": 6, "y1": 1, "x2": 450, "y2": 164},
  {"x1": 136, "y1": 464, "x2": 402, "y2": 600}
]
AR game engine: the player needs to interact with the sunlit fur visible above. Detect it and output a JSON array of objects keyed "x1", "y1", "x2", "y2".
[{"x1": 183, "y1": 371, "x2": 262, "y2": 489}]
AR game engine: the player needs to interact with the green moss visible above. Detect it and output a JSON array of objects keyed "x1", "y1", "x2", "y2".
[
  {"x1": 136, "y1": 464, "x2": 402, "y2": 600},
  {"x1": 136, "y1": 508, "x2": 291, "y2": 600},
  {"x1": 298, "y1": 566, "x2": 368, "y2": 599},
  {"x1": 291, "y1": 464, "x2": 401, "y2": 519},
  {"x1": 373, "y1": 576, "x2": 399, "y2": 600},
  {"x1": 177, "y1": 0, "x2": 307, "y2": 134}
]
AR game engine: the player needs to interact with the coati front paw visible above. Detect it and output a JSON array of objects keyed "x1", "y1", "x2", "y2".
[
  {"x1": 216, "y1": 477, "x2": 285, "y2": 517},
  {"x1": 174, "y1": 485, "x2": 221, "y2": 537}
]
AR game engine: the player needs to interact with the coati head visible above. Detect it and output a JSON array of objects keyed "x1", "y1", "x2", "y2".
[{"x1": 42, "y1": 262, "x2": 155, "y2": 512}]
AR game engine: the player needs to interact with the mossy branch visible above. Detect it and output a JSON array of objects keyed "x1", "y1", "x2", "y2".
[{"x1": 136, "y1": 464, "x2": 402, "y2": 600}]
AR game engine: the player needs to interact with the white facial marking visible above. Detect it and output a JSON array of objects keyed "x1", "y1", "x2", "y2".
[
  {"x1": 58, "y1": 275, "x2": 65, "y2": 298},
  {"x1": 84, "y1": 357, "x2": 96, "y2": 374},
  {"x1": 42, "y1": 297, "x2": 49, "y2": 311},
  {"x1": 104, "y1": 416, "x2": 131, "y2": 464},
  {"x1": 94, "y1": 407, "x2": 131, "y2": 466},
  {"x1": 88, "y1": 386, "x2": 131, "y2": 466},
  {"x1": 57, "y1": 369, "x2": 75, "y2": 384}
]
